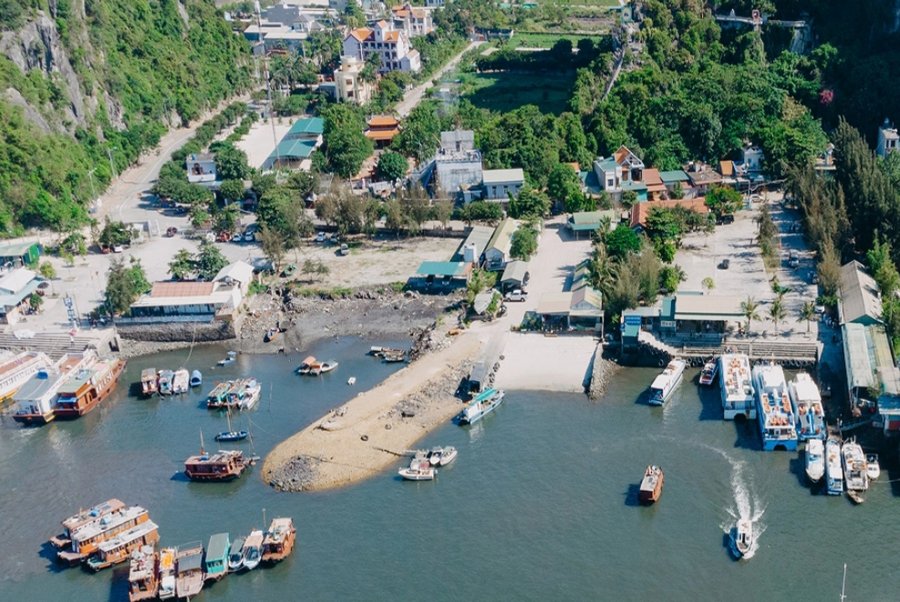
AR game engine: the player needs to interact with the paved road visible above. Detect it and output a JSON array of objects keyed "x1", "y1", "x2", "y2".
[{"x1": 395, "y1": 40, "x2": 483, "y2": 118}]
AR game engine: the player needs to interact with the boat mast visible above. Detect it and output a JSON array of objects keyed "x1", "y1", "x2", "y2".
[
  {"x1": 199, "y1": 430, "x2": 206, "y2": 455},
  {"x1": 840, "y1": 563, "x2": 847, "y2": 602}
]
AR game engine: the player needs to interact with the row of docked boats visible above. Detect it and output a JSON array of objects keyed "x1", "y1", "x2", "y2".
[
  {"x1": 10, "y1": 350, "x2": 125, "y2": 425},
  {"x1": 398, "y1": 446, "x2": 458, "y2": 481},
  {"x1": 810, "y1": 435, "x2": 881, "y2": 502},
  {"x1": 206, "y1": 378, "x2": 261, "y2": 410},
  {"x1": 140, "y1": 368, "x2": 202, "y2": 396},
  {"x1": 368, "y1": 346, "x2": 407, "y2": 363},
  {"x1": 296, "y1": 355, "x2": 339, "y2": 375}
]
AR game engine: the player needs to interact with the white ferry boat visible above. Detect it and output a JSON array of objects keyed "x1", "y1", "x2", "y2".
[
  {"x1": 805, "y1": 438, "x2": 825, "y2": 484},
  {"x1": 788, "y1": 373, "x2": 825, "y2": 441},
  {"x1": 648, "y1": 359, "x2": 686, "y2": 406},
  {"x1": 752, "y1": 363, "x2": 798, "y2": 451},
  {"x1": 825, "y1": 436, "x2": 844, "y2": 495},
  {"x1": 0, "y1": 350, "x2": 51, "y2": 403},
  {"x1": 841, "y1": 439, "x2": 868, "y2": 495},
  {"x1": 458, "y1": 388, "x2": 505, "y2": 425},
  {"x1": 720, "y1": 354, "x2": 755, "y2": 420}
]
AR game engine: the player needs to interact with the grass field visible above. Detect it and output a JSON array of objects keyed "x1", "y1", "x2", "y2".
[
  {"x1": 461, "y1": 71, "x2": 575, "y2": 115},
  {"x1": 506, "y1": 32, "x2": 609, "y2": 48}
]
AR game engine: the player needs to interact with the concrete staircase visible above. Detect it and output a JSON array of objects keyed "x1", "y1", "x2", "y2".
[{"x1": 0, "y1": 329, "x2": 118, "y2": 359}]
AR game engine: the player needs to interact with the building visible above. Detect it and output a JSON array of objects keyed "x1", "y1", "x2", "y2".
[
  {"x1": 391, "y1": 3, "x2": 433, "y2": 36},
  {"x1": 343, "y1": 21, "x2": 420, "y2": 73},
  {"x1": 685, "y1": 162, "x2": 723, "y2": 193},
  {"x1": 842, "y1": 321, "x2": 900, "y2": 434},
  {"x1": 409, "y1": 261, "x2": 472, "y2": 291},
  {"x1": 876, "y1": 118, "x2": 898, "y2": 159},
  {"x1": 332, "y1": 56, "x2": 376, "y2": 104},
  {"x1": 535, "y1": 286, "x2": 603, "y2": 334},
  {"x1": 264, "y1": 2, "x2": 326, "y2": 30},
  {"x1": 125, "y1": 261, "x2": 253, "y2": 324},
  {"x1": 566, "y1": 210, "x2": 619, "y2": 239},
  {"x1": 658, "y1": 170, "x2": 691, "y2": 197},
  {"x1": 500, "y1": 260, "x2": 529, "y2": 292},
  {"x1": 481, "y1": 168, "x2": 525, "y2": 201},
  {"x1": 431, "y1": 130, "x2": 483, "y2": 198},
  {"x1": 738, "y1": 144, "x2": 765, "y2": 174},
  {"x1": 263, "y1": 117, "x2": 324, "y2": 170},
  {"x1": 0, "y1": 241, "x2": 41, "y2": 268},
  {"x1": 642, "y1": 168, "x2": 666, "y2": 201},
  {"x1": 186, "y1": 153, "x2": 217, "y2": 184},
  {"x1": 425, "y1": 0, "x2": 445, "y2": 6},
  {"x1": 838, "y1": 260, "x2": 882, "y2": 326},
  {"x1": 592, "y1": 145, "x2": 645, "y2": 199},
  {"x1": 484, "y1": 218, "x2": 520, "y2": 271},
  {"x1": 243, "y1": 22, "x2": 308, "y2": 53},
  {"x1": 0, "y1": 268, "x2": 44, "y2": 324},
  {"x1": 629, "y1": 197, "x2": 709, "y2": 229},
  {"x1": 452, "y1": 224, "x2": 496, "y2": 264},
  {"x1": 364, "y1": 115, "x2": 401, "y2": 148}
]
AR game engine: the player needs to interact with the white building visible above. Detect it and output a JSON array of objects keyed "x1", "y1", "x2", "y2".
[
  {"x1": 432, "y1": 130, "x2": 483, "y2": 197},
  {"x1": 482, "y1": 168, "x2": 525, "y2": 200},
  {"x1": 186, "y1": 153, "x2": 216, "y2": 184},
  {"x1": 342, "y1": 20, "x2": 420, "y2": 73},
  {"x1": 333, "y1": 56, "x2": 376, "y2": 104},
  {"x1": 243, "y1": 22, "x2": 308, "y2": 53},
  {"x1": 484, "y1": 218, "x2": 520, "y2": 271},
  {"x1": 877, "y1": 118, "x2": 898, "y2": 159},
  {"x1": 425, "y1": 0, "x2": 445, "y2": 6},
  {"x1": 391, "y1": 2, "x2": 434, "y2": 37},
  {"x1": 592, "y1": 145, "x2": 645, "y2": 196}
]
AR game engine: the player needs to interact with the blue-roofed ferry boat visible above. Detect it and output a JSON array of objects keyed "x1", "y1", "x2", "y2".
[{"x1": 752, "y1": 363, "x2": 798, "y2": 451}]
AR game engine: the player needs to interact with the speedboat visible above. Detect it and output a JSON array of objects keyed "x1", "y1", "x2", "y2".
[
  {"x1": 428, "y1": 446, "x2": 458, "y2": 466},
  {"x1": 866, "y1": 454, "x2": 881, "y2": 481},
  {"x1": 241, "y1": 530, "x2": 263, "y2": 571},
  {"x1": 218, "y1": 351, "x2": 237, "y2": 366},
  {"x1": 157, "y1": 370, "x2": 174, "y2": 396},
  {"x1": 458, "y1": 388, "x2": 505, "y2": 425},
  {"x1": 347, "y1": 377, "x2": 356, "y2": 385},
  {"x1": 805, "y1": 439, "x2": 825, "y2": 484},
  {"x1": 399, "y1": 465, "x2": 436, "y2": 481},
  {"x1": 648, "y1": 359, "x2": 686, "y2": 406},
  {"x1": 190, "y1": 370, "x2": 202, "y2": 388},
  {"x1": 699, "y1": 358, "x2": 718, "y2": 386},
  {"x1": 730, "y1": 519, "x2": 754, "y2": 559},
  {"x1": 171, "y1": 369, "x2": 189, "y2": 395},
  {"x1": 227, "y1": 537, "x2": 245, "y2": 572},
  {"x1": 215, "y1": 430, "x2": 248, "y2": 442}
]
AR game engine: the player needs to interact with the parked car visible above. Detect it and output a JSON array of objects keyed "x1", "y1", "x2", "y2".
[
  {"x1": 315, "y1": 232, "x2": 326, "y2": 243},
  {"x1": 504, "y1": 289, "x2": 527, "y2": 302},
  {"x1": 231, "y1": 232, "x2": 243, "y2": 243},
  {"x1": 718, "y1": 259, "x2": 730, "y2": 270},
  {"x1": 788, "y1": 250, "x2": 800, "y2": 268},
  {"x1": 243, "y1": 230, "x2": 256, "y2": 242},
  {"x1": 339, "y1": 243, "x2": 349, "y2": 256},
  {"x1": 716, "y1": 214, "x2": 735, "y2": 225}
]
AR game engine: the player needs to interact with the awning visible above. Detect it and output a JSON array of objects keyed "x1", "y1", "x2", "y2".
[{"x1": 674, "y1": 313, "x2": 741, "y2": 322}]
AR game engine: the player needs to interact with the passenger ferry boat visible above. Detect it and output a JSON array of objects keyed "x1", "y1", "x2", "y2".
[
  {"x1": 825, "y1": 435, "x2": 844, "y2": 495},
  {"x1": 261, "y1": 518, "x2": 296, "y2": 564},
  {"x1": 788, "y1": 373, "x2": 825, "y2": 441},
  {"x1": 204, "y1": 533, "x2": 230, "y2": 581},
  {"x1": 57, "y1": 505, "x2": 152, "y2": 565},
  {"x1": 752, "y1": 363, "x2": 798, "y2": 451},
  {"x1": 648, "y1": 359, "x2": 686, "y2": 406},
  {"x1": 127, "y1": 545, "x2": 158, "y2": 602},
  {"x1": 13, "y1": 352, "x2": 97, "y2": 425},
  {"x1": 86, "y1": 520, "x2": 159, "y2": 572},
  {"x1": 458, "y1": 388, "x2": 505, "y2": 425},
  {"x1": 719, "y1": 353, "x2": 755, "y2": 420},
  {"x1": 842, "y1": 439, "x2": 869, "y2": 500},
  {"x1": 184, "y1": 433, "x2": 251, "y2": 482},
  {"x1": 0, "y1": 350, "x2": 51, "y2": 404},
  {"x1": 638, "y1": 465, "x2": 664, "y2": 504},
  {"x1": 698, "y1": 357, "x2": 718, "y2": 386},
  {"x1": 53, "y1": 358, "x2": 126, "y2": 419},
  {"x1": 174, "y1": 542, "x2": 205, "y2": 600},
  {"x1": 49, "y1": 498, "x2": 125, "y2": 552}
]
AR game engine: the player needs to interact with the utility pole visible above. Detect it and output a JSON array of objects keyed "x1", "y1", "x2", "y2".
[{"x1": 256, "y1": 1, "x2": 280, "y2": 170}]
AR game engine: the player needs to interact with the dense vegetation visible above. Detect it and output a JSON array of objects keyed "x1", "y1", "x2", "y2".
[{"x1": 0, "y1": 0, "x2": 251, "y2": 234}]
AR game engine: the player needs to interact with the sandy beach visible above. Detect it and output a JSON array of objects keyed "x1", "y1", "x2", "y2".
[{"x1": 262, "y1": 330, "x2": 485, "y2": 491}]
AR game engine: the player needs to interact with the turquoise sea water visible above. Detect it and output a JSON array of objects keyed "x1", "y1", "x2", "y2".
[{"x1": 1, "y1": 340, "x2": 898, "y2": 601}]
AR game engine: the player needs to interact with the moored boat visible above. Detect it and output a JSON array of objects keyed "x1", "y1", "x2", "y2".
[
  {"x1": 699, "y1": 357, "x2": 718, "y2": 386},
  {"x1": 157, "y1": 547, "x2": 176, "y2": 600},
  {"x1": 140, "y1": 368, "x2": 158, "y2": 396},
  {"x1": 49, "y1": 498, "x2": 126, "y2": 553},
  {"x1": 13, "y1": 352, "x2": 95, "y2": 425},
  {"x1": 204, "y1": 532, "x2": 229, "y2": 581},
  {"x1": 190, "y1": 369, "x2": 202, "y2": 388},
  {"x1": 720, "y1": 353, "x2": 755, "y2": 420},
  {"x1": 297, "y1": 356, "x2": 338, "y2": 375},
  {"x1": 184, "y1": 432, "x2": 250, "y2": 482},
  {"x1": 53, "y1": 358, "x2": 125, "y2": 420},
  {"x1": 427, "y1": 446, "x2": 458, "y2": 466},
  {"x1": 57, "y1": 505, "x2": 151, "y2": 566},
  {"x1": 206, "y1": 381, "x2": 232, "y2": 409},
  {"x1": 0, "y1": 350, "x2": 51, "y2": 403},
  {"x1": 174, "y1": 542, "x2": 204, "y2": 600},
  {"x1": 261, "y1": 518, "x2": 296, "y2": 564},
  {"x1": 730, "y1": 519, "x2": 754, "y2": 559},
  {"x1": 458, "y1": 388, "x2": 505, "y2": 425},
  {"x1": 127, "y1": 544, "x2": 158, "y2": 602},
  {"x1": 842, "y1": 438, "x2": 868, "y2": 502},
  {"x1": 85, "y1": 520, "x2": 160, "y2": 571},
  {"x1": 648, "y1": 359, "x2": 686, "y2": 406},
  {"x1": 638, "y1": 465, "x2": 664, "y2": 504},
  {"x1": 788, "y1": 372, "x2": 825, "y2": 441},
  {"x1": 382, "y1": 351, "x2": 406, "y2": 363},
  {"x1": 230, "y1": 378, "x2": 261, "y2": 410},
  {"x1": 752, "y1": 363, "x2": 798, "y2": 451},
  {"x1": 171, "y1": 369, "x2": 189, "y2": 395},
  {"x1": 866, "y1": 454, "x2": 880, "y2": 481},
  {"x1": 825, "y1": 435, "x2": 844, "y2": 496},
  {"x1": 157, "y1": 370, "x2": 174, "y2": 396},
  {"x1": 242, "y1": 530, "x2": 264, "y2": 571},
  {"x1": 399, "y1": 465, "x2": 436, "y2": 480},
  {"x1": 216, "y1": 411, "x2": 249, "y2": 442},
  {"x1": 217, "y1": 351, "x2": 237, "y2": 366},
  {"x1": 227, "y1": 537, "x2": 245, "y2": 572},
  {"x1": 805, "y1": 439, "x2": 825, "y2": 484}
]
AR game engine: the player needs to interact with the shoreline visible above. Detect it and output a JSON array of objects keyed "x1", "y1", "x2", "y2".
[{"x1": 262, "y1": 330, "x2": 484, "y2": 492}]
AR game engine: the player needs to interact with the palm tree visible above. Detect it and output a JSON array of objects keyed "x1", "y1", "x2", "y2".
[
  {"x1": 798, "y1": 300, "x2": 816, "y2": 334},
  {"x1": 741, "y1": 296, "x2": 760, "y2": 333},
  {"x1": 769, "y1": 296, "x2": 787, "y2": 335}
]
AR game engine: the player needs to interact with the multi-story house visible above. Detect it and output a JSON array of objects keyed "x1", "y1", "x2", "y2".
[
  {"x1": 391, "y1": 3, "x2": 434, "y2": 37},
  {"x1": 342, "y1": 21, "x2": 421, "y2": 73}
]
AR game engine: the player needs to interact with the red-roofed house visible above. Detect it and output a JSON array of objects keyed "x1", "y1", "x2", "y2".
[
  {"x1": 392, "y1": 3, "x2": 433, "y2": 36},
  {"x1": 342, "y1": 21, "x2": 420, "y2": 73},
  {"x1": 365, "y1": 115, "x2": 401, "y2": 147},
  {"x1": 642, "y1": 168, "x2": 666, "y2": 200},
  {"x1": 630, "y1": 198, "x2": 709, "y2": 229}
]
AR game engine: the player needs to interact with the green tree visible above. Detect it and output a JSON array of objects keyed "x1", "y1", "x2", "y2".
[
  {"x1": 547, "y1": 164, "x2": 583, "y2": 212},
  {"x1": 376, "y1": 151, "x2": 408, "y2": 182},
  {"x1": 213, "y1": 144, "x2": 251, "y2": 181},
  {"x1": 286, "y1": 171, "x2": 318, "y2": 200},
  {"x1": 258, "y1": 224, "x2": 286, "y2": 274},
  {"x1": 322, "y1": 104, "x2": 373, "y2": 178},
  {"x1": 769, "y1": 296, "x2": 787, "y2": 334},
  {"x1": 621, "y1": 190, "x2": 638, "y2": 209},
  {"x1": 510, "y1": 223, "x2": 538, "y2": 260},
  {"x1": 105, "y1": 257, "x2": 150, "y2": 315},
  {"x1": 461, "y1": 201, "x2": 503, "y2": 224},
  {"x1": 705, "y1": 185, "x2": 742, "y2": 218},
  {"x1": 29, "y1": 292, "x2": 43, "y2": 313},
  {"x1": 195, "y1": 241, "x2": 228, "y2": 281},
  {"x1": 383, "y1": 199, "x2": 405, "y2": 235},
  {"x1": 391, "y1": 102, "x2": 441, "y2": 162},
  {"x1": 168, "y1": 249, "x2": 195, "y2": 280},
  {"x1": 508, "y1": 187, "x2": 550, "y2": 219},
  {"x1": 219, "y1": 179, "x2": 246, "y2": 204},
  {"x1": 741, "y1": 296, "x2": 760, "y2": 333},
  {"x1": 798, "y1": 300, "x2": 816, "y2": 334},
  {"x1": 605, "y1": 224, "x2": 641, "y2": 261},
  {"x1": 39, "y1": 261, "x2": 56, "y2": 280},
  {"x1": 213, "y1": 204, "x2": 239, "y2": 236},
  {"x1": 659, "y1": 264, "x2": 685, "y2": 293},
  {"x1": 99, "y1": 219, "x2": 132, "y2": 248}
]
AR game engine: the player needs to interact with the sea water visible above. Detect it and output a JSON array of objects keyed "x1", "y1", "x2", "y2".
[{"x1": 0, "y1": 346, "x2": 897, "y2": 600}]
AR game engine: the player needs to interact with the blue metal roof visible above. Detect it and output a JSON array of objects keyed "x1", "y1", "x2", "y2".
[{"x1": 416, "y1": 261, "x2": 467, "y2": 277}]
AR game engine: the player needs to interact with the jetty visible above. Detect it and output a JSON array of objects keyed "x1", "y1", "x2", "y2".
[{"x1": 631, "y1": 330, "x2": 818, "y2": 368}]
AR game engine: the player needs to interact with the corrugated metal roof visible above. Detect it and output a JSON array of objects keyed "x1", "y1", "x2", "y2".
[
  {"x1": 839, "y1": 260, "x2": 882, "y2": 324},
  {"x1": 567, "y1": 210, "x2": 618, "y2": 231},
  {"x1": 415, "y1": 261, "x2": 467, "y2": 277},
  {"x1": 0, "y1": 268, "x2": 37, "y2": 295},
  {"x1": 537, "y1": 292, "x2": 572, "y2": 315},
  {"x1": 485, "y1": 218, "x2": 518, "y2": 255},
  {"x1": 453, "y1": 225, "x2": 495, "y2": 261},
  {"x1": 207, "y1": 533, "x2": 230, "y2": 559},
  {"x1": 214, "y1": 261, "x2": 253, "y2": 285},
  {"x1": 288, "y1": 117, "x2": 324, "y2": 136},
  {"x1": 843, "y1": 322, "x2": 876, "y2": 390},
  {"x1": 482, "y1": 168, "x2": 524, "y2": 184},
  {"x1": 0, "y1": 241, "x2": 39, "y2": 256},
  {"x1": 500, "y1": 260, "x2": 528, "y2": 284},
  {"x1": 658, "y1": 170, "x2": 690, "y2": 183},
  {"x1": 675, "y1": 294, "x2": 743, "y2": 319},
  {"x1": 151, "y1": 282, "x2": 215, "y2": 298}
]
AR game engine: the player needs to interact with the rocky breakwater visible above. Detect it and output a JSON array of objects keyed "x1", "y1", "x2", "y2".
[{"x1": 587, "y1": 343, "x2": 621, "y2": 401}]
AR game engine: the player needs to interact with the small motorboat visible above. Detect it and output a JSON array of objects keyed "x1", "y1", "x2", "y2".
[
  {"x1": 218, "y1": 351, "x2": 237, "y2": 366},
  {"x1": 158, "y1": 370, "x2": 174, "y2": 396},
  {"x1": 805, "y1": 439, "x2": 825, "y2": 484},
  {"x1": 215, "y1": 430, "x2": 249, "y2": 442},
  {"x1": 866, "y1": 454, "x2": 881, "y2": 481},
  {"x1": 141, "y1": 368, "x2": 158, "y2": 396},
  {"x1": 297, "y1": 356, "x2": 338, "y2": 376},
  {"x1": 399, "y1": 465, "x2": 436, "y2": 481},
  {"x1": 428, "y1": 446, "x2": 458, "y2": 467},
  {"x1": 227, "y1": 537, "x2": 245, "y2": 572},
  {"x1": 318, "y1": 360, "x2": 338, "y2": 374},
  {"x1": 190, "y1": 370, "x2": 202, "y2": 388},
  {"x1": 382, "y1": 352, "x2": 406, "y2": 363},
  {"x1": 847, "y1": 490, "x2": 865, "y2": 505},
  {"x1": 347, "y1": 377, "x2": 356, "y2": 385},
  {"x1": 241, "y1": 530, "x2": 263, "y2": 571},
  {"x1": 638, "y1": 465, "x2": 664, "y2": 504},
  {"x1": 699, "y1": 357, "x2": 718, "y2": 386},
  {"x1": 172, "y1": 369, "x2": 189, "y2": 395},
  {"x1": 730, "y1": 519, "x2": 754, "y2": 559}
]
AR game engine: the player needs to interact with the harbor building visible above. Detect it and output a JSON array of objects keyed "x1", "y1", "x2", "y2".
[
  {"x1": 0, "y1": 240, "x2": 41, "y2": 268},
  {"x1": 263, "y1": 117, "x2": 324, "y2": 171},
  {"x1": 0, "y1": 267, "x2": 45, "y2": 324},
  {"x1": 451, "y1": 225, "x2": 496, "y2": 265},
  {"x1": 408, "y1": 261, "x2": 472, "y2": 291}
]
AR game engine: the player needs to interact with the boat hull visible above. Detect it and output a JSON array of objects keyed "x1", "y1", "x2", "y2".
[
  {"x1": 54, "y1": 360, "x2": 126, "y2": 420},
  {"x1": 12, "y1": 411, "x2": 55, "y2": 425}
]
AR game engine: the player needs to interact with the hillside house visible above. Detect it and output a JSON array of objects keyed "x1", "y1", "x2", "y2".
[
  {"x1": 343, "y1": 21, "x2": 420, "y2": 73},
  {"x1": 391, "y1": 3, "x2": 433, "y2": 36},
  {"x1": 877, "y1": 118, "x2": 898, "y2": 159},
  {"x1": 484, "y1": 218, "x2": 520, "y2": 271},
  {"x1": 186, "y1": 153, "x2": 217, "y2": 184},
  {"x1": 332, "y1": 56, "x2": 375, "y2": 104},
  {"x1": 592, "y1": 146, "x2": 646, "y2": 199}
]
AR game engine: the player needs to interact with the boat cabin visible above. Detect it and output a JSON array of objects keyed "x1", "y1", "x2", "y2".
[
  {"x1": 86, "y1": 520, "x2": 159, "y2": 571},
  {"x1": 205, "y1": 533, "x2": 230, "y2": 580},
  {"x1": 60, "y1": 506, "x2": 150, "y2": 564},
  {"x1": 262, "y1": 518, "x2": 296, "y2": 563},
  {"x1": 175, "y1": 543, "x2": 205, "y2": 599},
  {"x1": 184, "y1": 450, "x2": 247, "y2": 481}
]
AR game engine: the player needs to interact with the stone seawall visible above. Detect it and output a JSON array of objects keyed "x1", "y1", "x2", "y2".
[{"x1": 116, "y1": 319, "x2": 237, "y2": 343}]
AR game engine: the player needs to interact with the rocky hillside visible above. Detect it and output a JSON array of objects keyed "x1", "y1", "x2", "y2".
[{"x1": 0, "y1": 0, "x2": 251, "y2": 233}]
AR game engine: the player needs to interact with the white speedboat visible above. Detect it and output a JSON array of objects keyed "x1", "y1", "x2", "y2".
[
  {"x1": 730, "y1": 519, "x2": 754, "y2": 559},
  {"x1": 866, "y1": 454, "x2": 881, "y2": 481},
  {"x1": 347, "y1": 377, "x2": 356, "y2": 385},
  {"x1": 399, "y1": 465, "x2": 436, "y2": 481},
  {"x1": 227, "y1": 537, "x2": 245, "y2": 572},
  {"x1": 241, "y1": 530, "x2": 263, "y2": 571},
  {"x1": 190, "y1": 370, "x2": 202, "y2": 388},
  {"x1": 428, "y1": 446, "x2": 458, "y2": 466},
  {"x1": 171, "y1": 369, "x2": 189, "y2": 395},
  {"x1": 458, "y1": 388, "x2": 505, "y2": 425},
  {"x1": 699, "y1": 358, "x2": 718, "y2": 386},
  {"x1": 217, "y1": 351, "x2": 237, "y2": 366},
  {"x1": 648, "y1": 359, "x2": 686, "y2": 406},
  {"x1": 805, "y1": 439, "x2": 825, "y2": 484},
  {"x1": 825, "y1": 436, "x2": 844, "y2": 496}
]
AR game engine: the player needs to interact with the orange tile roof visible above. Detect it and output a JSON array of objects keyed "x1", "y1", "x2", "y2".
[
  {"x1": 613, "y1": 145, "x2": 635, "y2": 164},
  {"x1": 630, "y1": 197, "x2": 708, "y2": 228},
  {"x1": 365, "y1": 128, "x2": 400, "y2": 141},
  {"x1": 719, "y1": 160, "x2": 734, "y2": 177},
  {"x1": 368, "y1": 115, "x2": 399, "y2": 128},
  {"x1": 565, "y1": 162, "x2": 580, "y2": 171},
  {"x1": 384, "y1": 30, "x2": 400, "y2": 41},
  {"x1": 150, "y1": 281, "x2": 216, "y2": 298},
  {"x1": 643, "y1": 168, "x2": 663, "y2": 187},
  {"x1": 348, "y1": 27, "x2": 372, "y2": 42}
]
